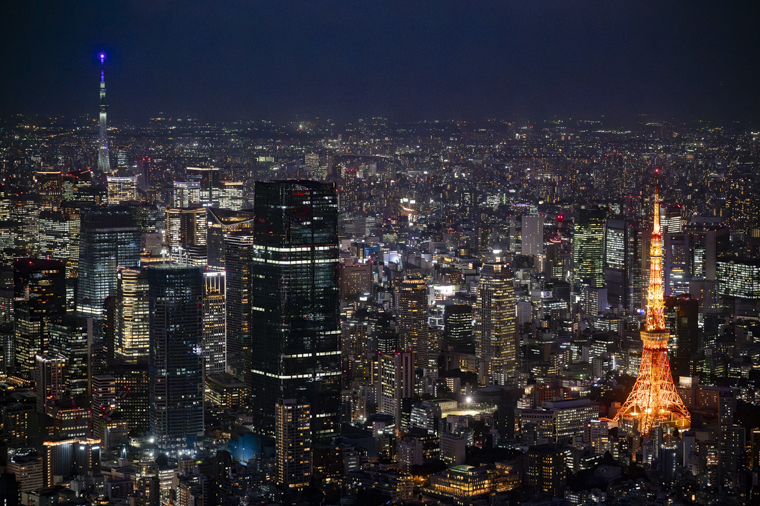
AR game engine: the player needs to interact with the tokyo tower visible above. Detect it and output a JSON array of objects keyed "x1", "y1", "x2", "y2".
[{"x1": 615, "y1": 183, "x2": 690, "y2": 434}]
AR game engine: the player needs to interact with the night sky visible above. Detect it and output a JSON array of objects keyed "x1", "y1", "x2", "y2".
[{"x1": 2, "y1": 1, "x2": 759, "y2": 123}]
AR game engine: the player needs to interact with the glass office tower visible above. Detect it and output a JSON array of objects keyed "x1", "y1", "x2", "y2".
[
  {"x1": 148, "y1": 266, "x2": 204, "y2": 440},
  {"x1": 77, "y1": 206, "x2": 141, "y2": 334},
  {"x1": 249, "y1": 181, "x2": 341, "y2": 439}
]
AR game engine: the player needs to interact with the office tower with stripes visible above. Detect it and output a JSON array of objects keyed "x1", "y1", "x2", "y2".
[
  {"x1": 249, "y1": 181, "x2": 341, "y2": 439},
  {"x1": 148, "y1": 266, "x2": 205, "y2": 440}
]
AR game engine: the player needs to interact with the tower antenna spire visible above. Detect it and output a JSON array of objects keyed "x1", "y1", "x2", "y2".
[{"x1": 97, "y1": 52, "x2": 111, "y2": 173}]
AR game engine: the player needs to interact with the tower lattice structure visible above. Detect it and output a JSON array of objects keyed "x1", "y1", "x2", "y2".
[{"x1": 615, "y1": 184, "x2": 690, "y2": 434}]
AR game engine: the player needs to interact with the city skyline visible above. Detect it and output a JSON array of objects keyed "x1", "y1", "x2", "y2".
[{"x1": 1, "y1": 3, "x2": 759, "y2": 505}]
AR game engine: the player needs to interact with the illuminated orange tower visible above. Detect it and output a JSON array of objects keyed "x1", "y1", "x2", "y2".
[{"x1": 615, "y1": 184, "x2": 690, "y2": 434}]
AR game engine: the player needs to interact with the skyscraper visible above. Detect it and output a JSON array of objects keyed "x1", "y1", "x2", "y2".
[
  {"x1": 377, "y1": 350, "x2": 415, "y2": 430},
  {"x1": 276, "y1": 398, "x2": 312, "y2": 489},
  {"x1": 521, "y1": 215, "x2": 544, "y2": 257},
  {"x1": 202, "y1": 270, "x2": 226, "y2": 376},
  {"x1": 664, "y1": 232, "x2": 692, "y2": 296},
  {"x1": 443, "y1": 304, "x2": 474, "y2": 349},
  {"x1": 48, "y1": 315, "x2": 91, "y2": 397},
  {"x1": 665, "y1": 294, "x2": 699, "y2": 380},
  {"x1": 604, "y1": 219, "x2": 637, "y2": 311},
  {"x1": 39, "y1": 211, "x2": 69, "y2": 261},
  {"x1": 224, "y1": 230, "x2": 255, "y2": 375},
  {"x1": 206, "y1": 208, "x2": 254, "y2": 269},
  {"x1": 13, "y1": 259, "x2": 66, "y2": 375},
  {"x1": 249, "y1": 181, "x2": 341, "y2": 438},
  {"x1": 77, "y1": 206, "x2": 141, "y2": 331},
  {"x1": 107, "y1": 176, "x2": 137, "y2": 204},
  {"x1": 165, "y1": 207, "x2": 207, "y2": 265},
  {"x1": 34, "y1": 352, "x2": 65, "y2": 414},
  {"x1": 148, "y1": 266, "x2": 205, "y2": 440},
  {"x1": 97, "y1": 53, "x2": 111, "y2": 173},
  {"x1": 574, "y1": 207, "x2": 607, "y2": 289},
  {"x1": 115, "y1": 267, "x2": 150, "y2": 364},
  {"x1": 397, "y1": 275, "x2": 430, "y2": 369},
  {"x1": 474, "y1": 264, "x2": 517, "y2": 386}
]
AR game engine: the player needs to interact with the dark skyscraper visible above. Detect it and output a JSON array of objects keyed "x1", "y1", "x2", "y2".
[
  {"x1": 77, "y1": 206, "x2": 141, "y2": 332},
  {"x1": 148, "y1": 266, "x2": 205, "y2": 440},
  {"x1": 443, "y1": 304, "x2": 474, "y2": 349},
  {"x1": 224, "y1": 230, "x2": 255, "y2": 377},
  {"x1": 249, "y1": 181, "x2": 341, "y2": 438},
  {"x1": 665, "y1": 294, "x2": 700, "y2": 380},
  {"x1": 13, "y1": 259, "x2": 66, "y2": 375},
  {"x1": 48, "y1": 315, "x2": 91, "y2": 397}
]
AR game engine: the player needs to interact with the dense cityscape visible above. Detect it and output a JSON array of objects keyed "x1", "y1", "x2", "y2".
[
  {"x1": 2, "y1": 3, "x2": 760, "y2": 501},
  {"x1": 0, "y1": 59, "x2": 759, "y2": 505}
]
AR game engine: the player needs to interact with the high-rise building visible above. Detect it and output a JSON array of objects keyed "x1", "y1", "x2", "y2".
[
  {"x1": 249, "y1": 181, "x2": 341, "y2": 439},
  {"x1": 397, "y1": 275, "x2": 430, "y2": 369},
  {"x1": 13, "y1": 259, "x2": 66, "y2": 375},
  {"x1": 665, "y1": 295, "x2": 699, "y2": 380},
  {"x1": 36, "y1": 171, "x2": 63, "y2": 211},
  {"x1": 115, "y1": 267, "x2": 150, "y2": 364},
  {"x1": 443, "y1": 304, "x2": 473, "y2": 348},
  {"x1": 719, "y1": 389, "x2": 737, "y2": 476},
  {"x1": 77, "y1": 206, "x2": 141, "y2": 329},
  {"x1": 573, "y1": 207, "x2": 607, "y2": 288},
  {"x1": 7, "y1": 455, "x2": 43, "y2": 496},
  {"x1": 340, "y1": 264, "x2": 373, "y2": 301},
  {"x1": 377, "y1": 351, "x2": 416, "y2": 430},
  {"x1": 604, "y1": 219, "x2": 637, "y2": 311},
  {"x1": 276, "y1": 398, "x2": 312, "y2": 489},
  {"x1": 206, "y1": 208, "x2": 254, "y2": 269},
  {"x1": 165, "y1": 207, "x2": 207, "y2": 265},
  {"x1": 43, "y1": 437, "x2": 101, "y2": 487},
  {"x1": 148, "y1": 266, "x2": 204, "y2": 440},
  {"x1": 91, "y1": 374, "x2": 116, "y2": 441},
  {"x1": 113, "y1": 363, "x2": 150, "y2": 435},
  {"x1": 665, "y1": 233, "x2": 693, "y2": 296},
  {"x1": 474, "y1": 264, "x2": 517, "y2": 385},
  {"x1": 48, "y1": 315, "x2": 91, "y2": 397},
  {"x1": 217, "y1": 181, "x2": 245, "y2": 210},
  {"x1": 224, "y1": 230, "x2": 255, "y2": 375},
  {"x1": 107, "y1": 176, "x2": 138, "y2": 204},
  {"x1": 97, "y1": 53, "x2": 111, "y2": 173},
  {"x1": 39, "y1": 211, "x2": 69, "y2": 260},
  {"x1": 172, "y1": 181, "x2": 201, "y2": 208},
  {"x1": 521, "y1": 215, "x2": 544, "y2": 257},
  {"x1": 34, "y1": 352, "x2": 65, "y2": 414},
  {"x1": 716, "y1": 259, "x2": 760, "y2": 300},
  {"x1": 187, "y1": 167, "x2": 220, "y2": 206},
  {"x1": 202, "y1": 270, "x2": 226, "y2": 376},
  {"x1": 526, "y1": 445, "x2": 567, "y2": 498}
]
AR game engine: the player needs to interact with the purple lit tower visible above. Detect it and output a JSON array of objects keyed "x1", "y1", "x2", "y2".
[{"x1": 97, "y1": 53, "x2": 111, "y2": 173}]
